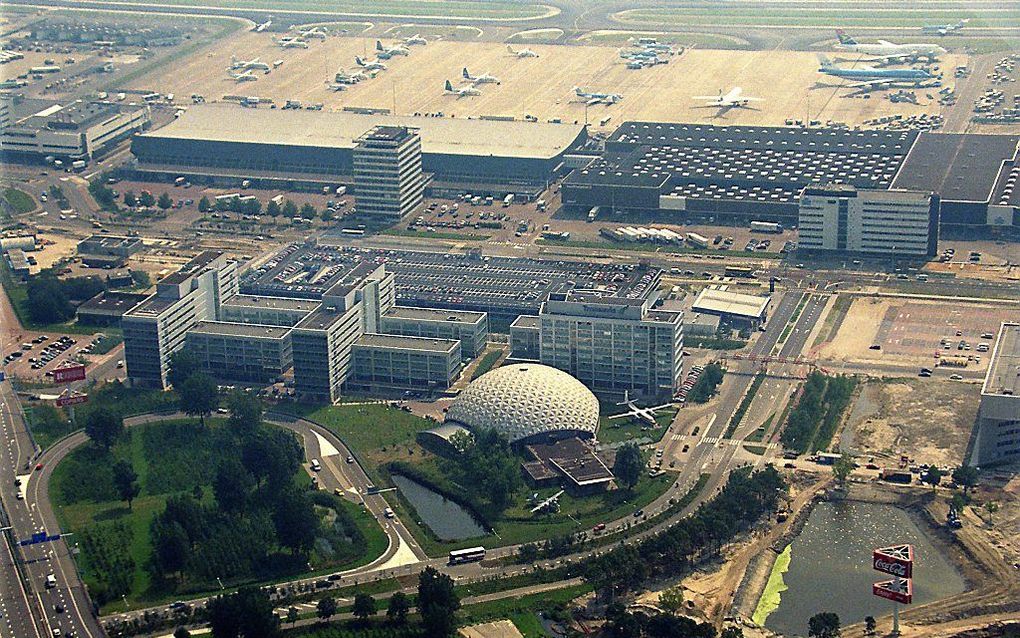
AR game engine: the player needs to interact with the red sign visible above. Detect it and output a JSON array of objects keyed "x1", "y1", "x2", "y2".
[
  {"x1": 873, "y1": 545, "x2": 914, "y2": 579},
  {"x1": 56, "y1": 394, "x2": 88, "y2": 407},
  {"x1": 873, "y1": 578, "x2": 913, "y2": 605},
  {"x1": 53, "y1": 364, "x2": 86, "y2": 384}
]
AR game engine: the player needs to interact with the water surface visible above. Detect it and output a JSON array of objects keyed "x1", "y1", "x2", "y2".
[{"x1": 391, "y1": 473, "x2": 487, "y2": 541}]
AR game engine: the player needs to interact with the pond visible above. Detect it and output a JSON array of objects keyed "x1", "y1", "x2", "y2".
[
  {"x1": 763, "y1": 500, "x2": 966, "y2": 637},
  {"x1": 391, "y1": 474, "x2": 488, "y2": 541}
]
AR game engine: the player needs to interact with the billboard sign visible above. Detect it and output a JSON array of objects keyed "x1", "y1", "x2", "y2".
[
  {"x1": 873, "y1": 544, "x2": 914, "y2": 579},
  {"x1": 53, "y1": 364, "x2": 86, "y2": 384},
  {"x1": 873, "y1": 578, "x2": 913, "y2": 605},
  {"x1": 56, "y1": 393, "x2": 88, "y2": 407}
]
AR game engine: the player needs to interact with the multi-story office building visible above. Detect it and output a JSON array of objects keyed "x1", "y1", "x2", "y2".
[
  {"x1": 290, "y1": 262, "x2": 395, "y2": 403},
  {"x1": 122, "y1": 251, "x2": 238, "y2": 387},
  {"x1": 798, "y1": 184, "x2": 939, "y2": 257},
  {"x1": 349, "y1": 334, "x2": 462, "y2": 391},
  {"x1": 220, "y1": 294, "x2": 322, "y2": 327},
  {"x1": 538, "y1": 288, "x2": 684, "y2": 399},
  {"x1": 509, "y1": 315, "x2": 541, "y2": 361},
  {"x1": 352, "y1": 126, "x2": 425, "y2": 218},
  {"x1": 380, "y1": 306, "x2": 487, "y2": 358},
  {"x1": 971, "y1": 322, "x2": 1020, "y2": 467},
  {"x1": 185, "y1": 321, "x2": 293, "y2": 383},
  {"x1": 1, "y1": 98, "x2": 150, "y2": 161}
]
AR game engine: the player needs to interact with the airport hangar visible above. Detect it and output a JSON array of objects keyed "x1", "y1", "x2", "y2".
[
  {"x1": 562, "y1": 122, "x2": 1020, "y2": 239},
  {"x1": 129, "y1": 103, "x2": 589, "y2": 198}
]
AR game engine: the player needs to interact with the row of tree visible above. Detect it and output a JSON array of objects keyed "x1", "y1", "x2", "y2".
[
  {"x1": 780, "y1": 372, "x2": 857, "y2": 454},
  {"x1": 197, "y1": 196, "x2": 330, "y2": 221},
  {"x1": 26, "y1": 268, "x2": 107, "y2": 323},
  {"x1": 686, "y1": 362, "x2": 725, "y2": 404}
]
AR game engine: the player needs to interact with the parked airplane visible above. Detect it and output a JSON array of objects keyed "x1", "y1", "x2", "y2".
[
  {"x1": 376, "y1": 40, "x2": 409, "y2": 58},
  {"x1": 355, "y1": 56, "x2": 387, "y2": 71},
  {"x1": 335, "y1": 69, "x2": 367, "y2": 84},
  {"x1": 923, "y1": 19, "x2": 968, "y2": 36},
  {"x1": 253, "y1": 18, "x2": 272, "y2": 32},
  {"x1": 461, "y1": 67, "x2": 500, "y2": 85},
  {"x1": 507, "y1": 45, "x2": 539, "y2": 58},
  {"x1": 608, "y1": 390, "x2": 674, "y2": 427},
  {"x1": 817, "y1": 55, "x2": 935, "y2": 87},
  {"x1": 693, "y1": 87, "x2": 764, "y2": 112},
  {"x1": 444, "y1": 79, "x2": 481, "y2": 97},
  {"x1": 299, "y1": 27, "x2": 327, "y2": 39},
  {"x1": 640, "y1": 41, "x2": 674, "y2": 54},
  {"x1": 228, "y1": 69, "x2": 257, "y2": 82},
  {"x1": 626, "y1": 56, "x2": 668, "y2": 69},
  {"x1": 573, "y1": 86, "x2": 622, "y2": 105},
  {"x1": 403, "y1": 34, "x2": 427, "y2": 46},
  {"x1": 326, "y1": 83, "x2": 346, "y2": 92},
  {"x1": 274, "y1": 37, "x2": 308, "y2": 48},
  {"x1": 620, "y1": 48, "x2": 660, "y2": 60},
  {"x1": 230, "y1": 56, "x2": 270, "y2": 71},
  {"x1": 835, "y1": 30, "x2": 946, "y2": 61}
]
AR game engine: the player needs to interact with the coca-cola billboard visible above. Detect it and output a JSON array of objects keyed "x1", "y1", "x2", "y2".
[
  {"x1": 873, "y1": 579, "x2": 913, "y2": 605},
  {"x1": 873, "y1": 545, "x2": 913, "y2": 579}
]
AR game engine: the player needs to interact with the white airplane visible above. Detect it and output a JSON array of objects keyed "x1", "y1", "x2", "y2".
[
  {"x1": 274, "y1": 37, "x2": 308, "y2": 49},
  {"x1": 376, "y1": 40, "x2": 409, "y2": 58},
  {"x1": 641, "y1": 41, "x2": 674, "y2": 54},
  {"x1": 403, "y1": 34, "x2": 427, "y2": 46},
  {"x1": 923, "y1": 19, "x2": 968, "y2": 36},
  {"x1": 230, "y1": 56, "x2": 270, "y2": 71},
  {"x1": 507, "y1": 44, "x2": 539, "y2": 58},
  {"x1": 693, "y1": 87, "x2": 764, "y2": 111},
  {"x1": 607, "y1": 391, "x2": 674, "y2": 427},
  {"x1": 253, "y1": 18, "x2": 272, "y2": 32},
  {"x1": 445, "y1": 79, "x2": 481, "y2": 97},
  {"x1": 326, "y1": 83, "x2": 346, "y2": 92},
  {"x1": 298, "y1": 27, "x2": 327, "y2": 39},
  {"x1": 620, "y1": 48, "x2": 659, "y2": 60},
  {"x1": 355, "y1": 55, "x2": 387, "y2": 71},
  {"x1": 228, "y1": 69, "x2": 257, "y2": 82},
  {"x1": 461, "y1": 67, "x2": 500, "y2": 85},
  {"x1": 835, "y1": 30, "x2": 946, "y2": 62},
  {"x1": 334, "y1": 69, "x2": 367, "y2": 84},
  {"x1": 573, "y1": 86, "x2": 622, "y2": 105},
  {"x1": 529, "y1": 490, "x2": 564, "y2": 514}
]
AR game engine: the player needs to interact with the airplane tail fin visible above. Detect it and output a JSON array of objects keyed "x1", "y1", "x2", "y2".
[
  {"x1": 817, "y1": 54, "x2": 834, "y2": 68},
  {"x1": 835, "y1": 29, "x2": 857, "y2": 45},
  {"x1": 507, "y1": 45, "x2": 515, "y2": 54},
  {"x1": 355, "y1": 56, "x2": 364, "y2": 66},
  {"x1": 445, "y1": 80, "x2": 453, "y2": 91},
  {"x1": 462, "y1": 67, "x2": 470, "y2": 78},
  {"x1": 376, "y1": 40, "x2": 383, "y2": 51}
]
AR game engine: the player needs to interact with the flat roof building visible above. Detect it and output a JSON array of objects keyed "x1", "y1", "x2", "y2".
[
  {"x1": 380, "y1": 306, "x2": 488, "y2": 358},
  {"x1": 971, "y1": 322, "x2": 1020, "y2": 467},
  {"x1": 353, "y1": 125, "x2": 426, "y2": 219},
  {"x1": 2, "y1": 98, "x2": 150, "y2": 161},
  {"x1": 692, "y1": 288, "x2": 770, "y2": 328},
  {"x1": 509, "y1": 314, "x2": 540, "y2": 361},
  {"x1": 349, "y1": 333, "x2": 462, "y2": 392},
  {"x1": 77, "y1": 291, "x2": 149, "y2": 326},
  {"x1": 186, "y1": 321, "x2": 292, "y2": 383},
  {"x1": 219, "y1": 294, "x2": 321, "y2": 327}
]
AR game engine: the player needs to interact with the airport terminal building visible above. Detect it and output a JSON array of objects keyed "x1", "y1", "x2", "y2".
[{"x1": 130, "y1": 103, "x2": 588, "y2": 197}]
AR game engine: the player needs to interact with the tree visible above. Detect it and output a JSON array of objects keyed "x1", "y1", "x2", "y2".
[
  {"x1": 808, "y1": 612, "x2": 841, "y2": 638},
  {"x1": 353, "y1": 592, "x2": 376, "y2": 620},
  {"x1": 198, "y1": 196, "x2": 211, "y2": 212},
  {"x1": 112, "y1": 460, "x2": 141, "y2": 509},
  {"x1": 272, "y1": 489, "x2": 318, "y2": 555},
  {"x1": 151, "y1": 519, "x2": 190, "y2": 579},
  {"x1": 984, "y1": 500, "x2": 999, "y2": 523},
  {"x1": 286, "y1": 607, "x2": 298, "y2": 625},
  {"x1": 180, "y1": 373, "x2": 218, "y2": 425},
  {"x1": 282, "y1": 199, "x2": 298, "y2": 218},
  {"x1": 518, "y1": 542, "x2": 539, "y2": 563},
  {"x1": 418, "y1": 566, "x2": 460, "y2": 636},
  {"x1": 208, "y1": 586, "x2": 280, "y2": 638},
  {"x1": 316, "y1": 597, "x2": 337, "y2": 623},
  {"x1": 458, "y1": 429, "x2": 521, "y2": 511},
  {"x1": 832, "y1": 454, "x2": 854, "y2": 487},
  {"x1": 174, "y1": 628, "x2": 191, "y2": 638},
  {"x1": 722, "y1": 628, "x2": 744, "y2": 638},
  {"x1": 613, "y1": 442, "x2": 643, "y2": 491},
  {"x1": 26, "y1": 275, "x2": 73, "y2": 324},
  {"x1": 139, "y1": 191, "x2": 156, "y2": 207},
  {"x1": 300, "y1": 203, "x2": 316, "y2": 219},
  {"x1": 158, "y1": 192, "x2": 173, "y2": 210},
  {"x1": 864, "y1": 616, "x2": 876, "y2": 635},
  {"x1": 84, "y1": 407, "x2": 124, "y2": 450},
  {"x1": 266, "y1": 200, "x2": 281, "y2": 218},
  {"x1": 130, "y1": 269, "x2": 151, "y2": 288},
  {"x1": 88, "y1": 180, "x2": 116, "y2": 209},
  {"x1": 320, "y1": 207, "x2": 334, "y2": 222},
  {"x1": 922, "y1": 466, "x2": 943, "y2": 492},
  {"x1": 213, "y1": 458, "x2": 254, "y2": 513},
  {"x1": 124, "y1": 191, "x2": 138, "y2": 207},
  {"x1": 242, "y1": 429, "x2": 302, "y2": 490},
  {"x1": 658, "y1": 584, "x2": 685, "y2": 616},
  {"x1": 952, "y1": 465, "x2": 979, "y2": 494},
  {"x1": 168, "y1": 350, "x2": 200, "y2": 389},
  {"x1": 226, "y1": 392, "x2": 262, "y2": 436},
  {"x1": 387, "y1": 591, "x2": 409, "y2": 624}
]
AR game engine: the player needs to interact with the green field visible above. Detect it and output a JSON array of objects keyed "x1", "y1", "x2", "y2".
[
  {"x1": 0, "y1": 259, "x2": 108, "y2": 335},
  {"x1": 51, "y1": 418, "x2": 387, "y2": 612},
  {"x1": 381, "y1": 228, "x2": 491, "y2": 242},
  {"x1": 597, "y1": 406, "x2": 675, "y2": 445},
  {"x1": 73, "y1": 0, "x2": 553, "y2": 20},
  {"x1": 470, "y1": 350, "x2": 503, "y2": 380},
  {"x1": 616, "y1": 6, "x2": 1020, "y2": 29},
  {"x1": 2, "y1": 188, "x2": 36, "y2": 214},
  {"x1": 752, "y1": 543, "x2": 792, "y2": 626}
]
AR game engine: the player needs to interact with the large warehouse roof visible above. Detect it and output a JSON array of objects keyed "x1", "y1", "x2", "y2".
[
  {"x1": 444, "y1": 364, "x2": 599, "y2": 444},
  {"x1": 139, "y1": 103, "x2": 585, "y2": 160},
  {"x1": 693, "y1": 288, "x2": 770, "y2": 320}
]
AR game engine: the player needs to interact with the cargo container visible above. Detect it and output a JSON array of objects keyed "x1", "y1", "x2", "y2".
[
  {"x1": 686, "y1": 232, "x2": 709, "y2": 248},
  {"x1": 750, "y1": 221, "x2": 783, "y2": 234}
]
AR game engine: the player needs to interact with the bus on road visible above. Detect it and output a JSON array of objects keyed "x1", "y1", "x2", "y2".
[{"x1": 449, "y1": 547, "x2": 486, "y2": 565}]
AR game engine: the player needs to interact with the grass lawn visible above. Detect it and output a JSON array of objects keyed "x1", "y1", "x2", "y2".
[
  {"x1": 459, "y1": 583, "x2": 591, "y2": 627},
  {"x1": 0, "y1": 260, "x2": 108, "y2": 336},
  {"x1": 471, "y1": 350, "x2": 503, "y2": 380},
  {"x1": 597, "y1": 407, "x2": 675, "y2": 445},
  {"x1": 85, "y1": 0, "x2": 552, "y2": 20},
  {"x1": 812, "y1": 294, "x2": 851, "y2": 348},
  {"x1": 685, "y1": 335, "x2": 747, "y2": 351},
  {"x1": 381, "y1": 228, "x2": 490, "y2": 241},
  {"x1": 510, "y1": 612, "x2": 552, "y2": 637},
  {"x1": 615, "y1": 7, "x2": 1019, "y2": 29},
  {"x1": 2, "y1": 187, "x2": 36, "y2": 214},
  {"x1": 51, "y1": 418, "x2": 387, "y2": 613}
]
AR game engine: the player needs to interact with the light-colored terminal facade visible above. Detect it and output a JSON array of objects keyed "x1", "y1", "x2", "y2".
[
  {"x1": 971, "y1": 322, "x2": 1020, "y2": 467},
  {"x1": 798, "y1": 184, "x2": 939, "y2": 257}
]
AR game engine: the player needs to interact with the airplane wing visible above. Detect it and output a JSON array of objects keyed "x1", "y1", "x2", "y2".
[
  {"x1": 723, "y1": 87, "x2": 742, "y2": 102},
  {"x1": 876, "y1": 40, "x2": 895, "y2": 46},
  {"x1": 845, "y1": 78, "x2": 901, "y2": 88},
  {"x1": 692, "y1": 96, "x2": 722, "y2": 101}
]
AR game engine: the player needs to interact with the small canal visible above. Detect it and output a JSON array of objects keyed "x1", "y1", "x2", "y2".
[
  {"x1": 391, "y1": 474, "x2": 488, "y2": 541},
  {"x1": 762, "y1": 500, "x2": 965, "y2": 637}
]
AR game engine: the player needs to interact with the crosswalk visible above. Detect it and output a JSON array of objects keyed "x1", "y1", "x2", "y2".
[
  {"x1": 668, "y1": 433, "x2": 779, "y2": 452},
  {"x1": 274, "y1": 597, "x2": 351, "y2": 617}
]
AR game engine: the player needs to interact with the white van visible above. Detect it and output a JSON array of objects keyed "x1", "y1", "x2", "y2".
[
  {"x1": 45, "y1": 574, "x2": 57, "y2": 588},
  {"x1": 383, "y1": 507, "x2": 395, "y2": 519},
  {"x1": 310, "y1": 459, "x2": 321, "y2": 472}
]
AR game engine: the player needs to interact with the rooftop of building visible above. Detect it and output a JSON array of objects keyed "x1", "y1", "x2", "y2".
[
  {"x1": 190, "y1": 321, "x2": 290, "y2": 339},
  {"x1": 137, "y1": 103, "x2": 585, "y2": 160},
  {"x1": 324, "y1": 261, "x2": 384, "y2": 298},
  {"x1": 354, "y1": 333, "x2": 459, "y2": 353},
  {"x1": 983, "y1": 322, "x2": 1020, "y2": 398},
  {"x1": 293, "y1": 306, "x2": 350, "y2": 332},
  {"x1": 221, "y1": 294, "x2": 322, "y2": 312},
  {"x1": 7, "y1": 98, "x2": 142, "y2": 132},
  {"x1": 241, "y1": 243, "x2": 376, "y2": 300},
  {"x1": 892, "y1": 132, "x2": 1020, "y2": 203},
  {"x1": 510, "y1": 315, "x2": 541, "y2": 329},
  {"x1": 692, "y1": 288, "x2": 770, "y2": 319},
  {"x1": 77, "y1": 234, "x2": 141, "y2": 250},
  {"x1": 383, "y1": 306, "x2": 486, "y2": 324},
  {"x1": 77, "y1": 291, "x2": 149, "y2": 314},
  {"x1": 359, "y1": 125, "x2": 416, "y2": 143}
]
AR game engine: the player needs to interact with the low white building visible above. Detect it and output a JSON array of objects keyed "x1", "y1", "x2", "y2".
[
  {"x1": 798, "y1": 184, "x2": 939, "y2": 257},
  {"x1": 691, "y1": 288, "x2": 770, "y2": 329},
  {"x1": 1, "y1": 98, "x2": 150, "y2": 161},
  {"x1": 971, "y1": 322, "x2": 1020, "y2": 467}
]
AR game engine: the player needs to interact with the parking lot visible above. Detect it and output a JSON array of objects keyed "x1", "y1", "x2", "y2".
[{"x1": 2, "y1": 333, "x2": 113, "y2": 381}]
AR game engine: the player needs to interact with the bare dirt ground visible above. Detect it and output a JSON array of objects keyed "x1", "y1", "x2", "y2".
[
  {"x1": 126, "y1": 31, "x2": 966, "y2": 131},
  {"x1": 842, "y1": 379, "x2": 979, "y2": 467}
]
